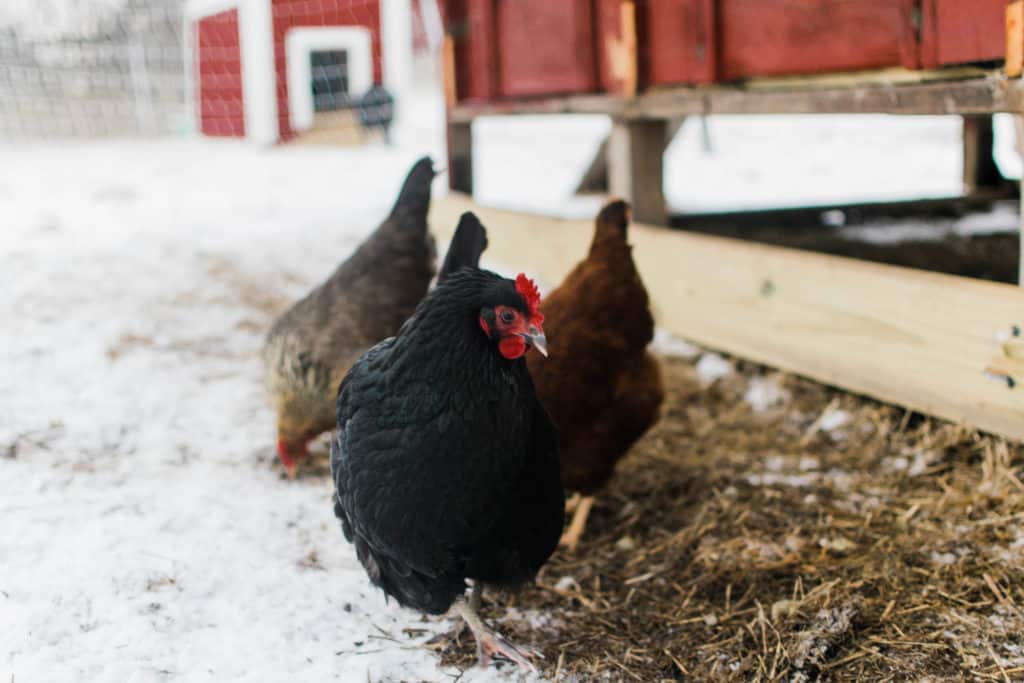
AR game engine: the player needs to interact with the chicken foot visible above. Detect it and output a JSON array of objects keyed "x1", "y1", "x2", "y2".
[
  {"x1": 558, "y1": 495, "x2": 595, "y2": 552},
  {"x1": 469, "y1": 581, "x2": 483, "y2": 613},
  {"x1": 452, "y1": 595, "x2": 538, "y2": 672},
  {"x1": 454, "y1": 582, "x2": 484, "y2": 638}
]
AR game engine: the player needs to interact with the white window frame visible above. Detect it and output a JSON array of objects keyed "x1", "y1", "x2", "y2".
[{"x1": 285, "y1": 27, "x2": 373, "y2": 134}]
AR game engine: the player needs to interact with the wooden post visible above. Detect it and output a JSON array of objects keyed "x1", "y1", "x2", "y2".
[
  {"x1": 1008, "y1": 0, "x2": 1024, "y2": 78},
  {"x1": 576, "y1": 118, "x2": 684, "y2": 195},
  {"x1": 1016, "y1": 115, "x2": 1024, "y2": 285},
  {"x1": 962, "y1": 115, "x2": 1004, "y2": 196},
  {"x1": 447, "y1": 120, "x2": 473, "y2": 195},
  {"x1": 442, "y1": 33, "x2": 473, "y2": 195},
  {"x1": 607, "y1": 118, "x2": 668, "y2": 225}
]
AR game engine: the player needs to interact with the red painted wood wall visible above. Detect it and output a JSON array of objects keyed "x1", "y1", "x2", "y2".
[
  {"x1": 445, "y1": 0, "x2": 1009, "y2": 103},
  {"x1": 642, "y1": 0, "x2": 716, "y2": 86},
  {"x1": 919, "y1": 0, "x2": 1005, "y2": 67},
  {"x1": 716, "y1": 0, "x2": 919, "y2": 80},
  {"x1": 447, "y1": 0, "x2": 499, "y2": 101},
  {"x1": 197, "y1": 9, "x2": 245, "y2": 137},
  {"x1": 271, "y1": 0, "x2": 383, "y2": 140},
  {"x1": 496, "y1": 0, "x2": 596, "y2": 97}
]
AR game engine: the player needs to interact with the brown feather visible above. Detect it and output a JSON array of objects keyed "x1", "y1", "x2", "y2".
[{"x1": 527, "y1": 199, "x2": 665, "y2": 493}]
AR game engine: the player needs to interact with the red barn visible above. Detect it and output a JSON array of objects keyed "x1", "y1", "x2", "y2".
[{"x1": 185, "y1": 0, "x2": 413, "y2": 143}]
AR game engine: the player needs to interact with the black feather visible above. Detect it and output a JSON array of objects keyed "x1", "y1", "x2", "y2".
[
  {"x1": 438, "y1": 212, "x2": 488, "y2": 281},
  {"x1": 331, "y1": 268, "x2": 564, "y2": 615}
]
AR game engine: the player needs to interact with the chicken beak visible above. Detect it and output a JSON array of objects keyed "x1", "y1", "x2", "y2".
[
  {"x1": 285, "y1": 462, "x2": 298, "y2": 479},
  {"x1": 524, "y1": 325, "x2": 548, "y2": 357}
]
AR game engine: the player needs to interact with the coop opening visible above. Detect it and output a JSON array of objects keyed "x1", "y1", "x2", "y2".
[{"x1": 310, "y1": 50, "x2": 351, "y2": 112}]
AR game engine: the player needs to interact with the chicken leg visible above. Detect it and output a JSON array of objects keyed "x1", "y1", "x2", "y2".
[
  {"x1": 558, "y1": 495, "x2": 595, "y2": 552},
  {"x1": 452, "y1": 596, "x2": 538, "y2": 672},
  {"x1": 469, "y1": 581, "x2": 483, "y2": 612}
]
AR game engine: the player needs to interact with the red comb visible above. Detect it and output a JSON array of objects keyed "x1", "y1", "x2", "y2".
[{"x1": 515, "y1": 273, "x2": 544, "y2": 324}]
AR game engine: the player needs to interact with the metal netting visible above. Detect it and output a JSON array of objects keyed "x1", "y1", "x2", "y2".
[{"x1": 0, "y1": 0, "x2": 185, "y2": 139}]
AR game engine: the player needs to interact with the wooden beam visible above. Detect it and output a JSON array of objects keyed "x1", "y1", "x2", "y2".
[
  {"x1": 575, "y1": 118, "x2": 684, "y2": 195},
  {"x1": 598, "y1": 0, "x2": 638, "y2": 98},
  {"x1": 962, "y1": 115, "x2": 1005, "y2": 196},
  {"x1": 447, "y1": 74, "x2": 1024, "y2": 122},
  {"x1": 446, "y1": 120, "x2": 473, "y2": 194},
  {"x1": 608, "y1": 118, "x2": 667, "y2": 225},
  {"x1": 1008, "y1": 0, "x2": 1023, "y2": 78},
  {"x1": 1016, "y1": 114, "x2": 1024, "y2": 285},
  {"x1": 441, "y1": 34, "x2": 458, "y2": 108},
  {"x1": 429, "y1": 194, "x2": 1024, "y2": 442}
]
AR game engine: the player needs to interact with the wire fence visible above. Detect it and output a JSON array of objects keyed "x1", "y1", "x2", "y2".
[{"x1": 0, "y1": 0, "x2": 185, "y2": 139}]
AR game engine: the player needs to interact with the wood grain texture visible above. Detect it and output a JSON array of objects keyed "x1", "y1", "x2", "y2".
[
  {"x1": 608, "y1": 118, "x2": 667, "y2": 225},
  {"x1": 1008, "y1": 0, "x2": 1024, "y2": 78},
  {"x1": 919, "y1": 0, "x2": 1005, "y2": 68},
  {"x1": 429, "y1": 194, "x2": 1024, "y2": 442},
  {"x1": 717, "y1": 0, "x2": 919, "y2": 79},
  {"x1": 445, "y1": 0, "x2": 499, "y2": 102},
  {"x1": 597, "y1": 0, "x2": 638, "y2": 97},
  {"x1": 447, "y1": 73, "x2": 1024, "y2": 121},
  {"x1": 642, "y1": 0, "x2": 717, "y2": 86},
  {"x1": 495, "y1": 0, "x2": 596, "y2": 97}
]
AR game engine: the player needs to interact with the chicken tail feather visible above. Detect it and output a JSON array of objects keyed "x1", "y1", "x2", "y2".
[
  {"x1": 438, "y1": 212, "x2": 489, "y2": 281},
  {"x1": 389, "y1": 156, "x2": 436, "y2": 225}
]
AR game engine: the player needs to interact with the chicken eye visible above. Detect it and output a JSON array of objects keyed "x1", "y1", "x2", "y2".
[{"x1": 500, "y1": 310, "x2": 515, "y2": 324}]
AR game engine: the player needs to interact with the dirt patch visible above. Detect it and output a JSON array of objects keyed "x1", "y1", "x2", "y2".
[{"x1": 431, "y1": 355, "x2": 1024, "y2": 681}]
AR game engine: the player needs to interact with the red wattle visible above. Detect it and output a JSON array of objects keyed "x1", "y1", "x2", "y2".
[{"x1": 498, "y1": 335, "x2": 527, "y2": 359}]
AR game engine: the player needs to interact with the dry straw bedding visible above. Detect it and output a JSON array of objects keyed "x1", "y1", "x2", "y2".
[{"x1": 428, "y1": 355, "x2": 1024, "y2": 682}]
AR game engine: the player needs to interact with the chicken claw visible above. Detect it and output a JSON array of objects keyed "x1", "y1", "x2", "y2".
[
  {"x1": 453, "y1": 596, "x2": 539, "y2": 673},
  {"x1": 476, "y1": 630, "x2": 539, "y2": 672}
]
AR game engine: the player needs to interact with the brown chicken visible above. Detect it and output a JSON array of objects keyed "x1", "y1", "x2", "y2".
[
  {"x1": 263, "y1": 157, "x2": 437, "y2": 477},
  {"x1": 526, "y1": 199, "x2": 664, "y2": 550}
]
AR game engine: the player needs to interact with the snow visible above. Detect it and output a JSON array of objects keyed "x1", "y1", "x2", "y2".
[
  {"x1": 695, "y1": 352, "x2": 734, "y2": 387},
  {"x1": 0, "y1": 0, "x2": 129, "y2": 41},
  {"x1": 650, "y1": 329, "x2": 701, "y2": 360},
  {"x1": 818, "y1": 409, "x2": 852, "y2": 433},
  {"x1": 0, "y1": 130, "x2": 549, "y2": 680},
  {"x1": 837, "y1": 201, "x2": 1020, "y2": 245},
  {"x1": 474, "y1": 112, "x2": 1022, "y2": 217},
  {"x1": 744, "y1": 375, "x2": 789, "y2": 413},
  {"x1": 2, "y1": 70, "x2": 1022, "y2": 680}
]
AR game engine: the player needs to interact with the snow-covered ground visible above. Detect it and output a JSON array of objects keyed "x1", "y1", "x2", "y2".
[
  {"x1": 474, "y1": 112, "x2": 1021, "y2": 221},
  {"x1": 2, "y1": 81, "x2": 1021, "y2": 681},
  {"x1": 0, "y1": 140, "x2": 503, "y2": 682}
]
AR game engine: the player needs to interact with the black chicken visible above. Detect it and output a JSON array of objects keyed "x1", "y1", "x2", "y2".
[{"x1": 331, "y1": 214, "x2": 562, "y2": 670}]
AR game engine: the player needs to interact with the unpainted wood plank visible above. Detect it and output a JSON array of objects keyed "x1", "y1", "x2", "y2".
[
  {"x1": 447, "y1": 74, "x2": 1024, "y2": 121},
  {"x1": 962, "y1": 115, "x2": 1005, "y2": 195},
  {"x1": 442, "y1": 35, "x2": 457, "y2": 107},
  {"x1": 1007, "y1": 0, "x2": 1024, "y2": 78},
  {"x1": 599, "y1": 0, "x2": 638, "y2": 98},
  {"x1": 1016, "y1": 114, "x2": 1024, "y2": 285},
  {"x1": 429, "y1": 194, "x2": 1024, "y2": 442},
  {"x1": 575, "y1": 118, "x2": 684, "y2": 195},
  {"x1": 608, "y1": 118, "x2": 667, "y2": 225},
  {"x1": 446, "y1": 121, "x2": 473, "y2": 194}
]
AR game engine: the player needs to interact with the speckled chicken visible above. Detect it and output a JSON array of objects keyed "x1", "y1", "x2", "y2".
[
  {"x1": 526, "y1": 199, "x2": 664, "y2": 550},
  {"x1": 262, "y1": 157, "x2": 438, "y2": 477}
]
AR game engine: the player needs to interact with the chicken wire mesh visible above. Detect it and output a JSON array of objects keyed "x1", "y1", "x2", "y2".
[
  {"x1": 0, "y1": 0, "x2": 436, "y2": 141},
  {"x1": 0, "y1": 0, "x2": 186, "y2": 139}
]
